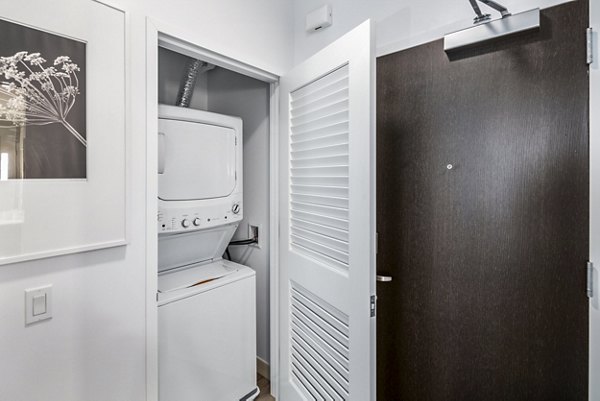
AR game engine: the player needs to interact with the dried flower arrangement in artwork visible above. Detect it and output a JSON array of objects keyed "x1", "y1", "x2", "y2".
[
  {"x1": 0, "y1": 52, "x2": 84, "y2": 146},
  {"x1": 0, "y1": 18, "x2": 86, "y2": 179}
]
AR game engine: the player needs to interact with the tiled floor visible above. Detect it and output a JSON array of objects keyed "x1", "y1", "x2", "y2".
[{"x1": 257, "y1": 374, "x2": 275, "y2": 400}]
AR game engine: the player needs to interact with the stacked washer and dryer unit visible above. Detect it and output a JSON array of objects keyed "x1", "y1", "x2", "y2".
[{"x1": 157, "y1": 104, "x2": 259, "y2": 401}]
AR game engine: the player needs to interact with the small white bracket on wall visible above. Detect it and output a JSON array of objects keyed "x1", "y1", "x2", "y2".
[
  {"x1": 588, "y1": 261, "x2": 595, "y2": 299},
  {"x1": 587, "y1": 28, "x2": 594, "y2": 65},
  {"x1": 306, "y1": 5, "x2": 333, "y2": 33}
]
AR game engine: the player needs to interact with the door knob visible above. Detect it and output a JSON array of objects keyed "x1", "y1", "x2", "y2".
[{"x1": 377, "y1": 275, "x2": 392, "y2": 282}]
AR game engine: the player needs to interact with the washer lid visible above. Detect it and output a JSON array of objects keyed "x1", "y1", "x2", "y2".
[
  {"x1": 158, "y1": 259, "x2": 243, "y2": 294},
  {"x1": 157, "y1": 260, "x2": 255, "y2": 307}
]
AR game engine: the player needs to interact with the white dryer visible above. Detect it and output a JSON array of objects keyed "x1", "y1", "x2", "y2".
[
  {"x1": 158, "y1": 105, "x2": 243, "y2": 234},
  {"x1": 157, "y1": 105, "x2": 258, "y2": 401}
]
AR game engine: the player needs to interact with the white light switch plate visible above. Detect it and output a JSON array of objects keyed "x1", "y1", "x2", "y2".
[{"x1": 25, "y1": 285, "x2": 52, "y2": 325}]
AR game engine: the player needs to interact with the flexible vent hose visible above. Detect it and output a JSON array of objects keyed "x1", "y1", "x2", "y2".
[{"x1": 176, "y1": 59, "x2": 206, "y2": 108}]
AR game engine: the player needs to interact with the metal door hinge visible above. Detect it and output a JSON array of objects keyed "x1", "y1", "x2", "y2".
[
  {"x1": 588, "y1": 261, "x2": 594, "y2": 299},
  {"x1": 587, "y1": 28, "x2": 594, "y2": 65},
  {"x1": 370, "y1": 295, "x2": 376, "y2": 317}
]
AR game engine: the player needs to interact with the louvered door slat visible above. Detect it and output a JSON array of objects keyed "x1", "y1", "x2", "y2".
[
  {"x1": 291, "y1": 202, "x2": 349, "y2": 219},
  {"x1": 292, "y1": 287, "x2": 349, "y2": 336},
  {"x1": 291, "y1": 194, "x2": 348, "y2": 209},
  {"x1": 291, "y1": 185, "x2": 348, "y2": 198},
  {"x1": 291, "y1": 155, "x2": 348, "y2": 169},
  {"x1": 291, "y1": 73, "x2": 348, "y2": 108},
  {"x1": 290, "y1": 282, "x2": 351, "y2": 400},
  {"x1": 291, "y1": 176, "x2": 349, "y2": 187},
  {"x1": 291, "y1": 66, "x2": 348, "y2": 105},
  {"x1": 291, "y1": 209, "x2": 348, "y2": 230},
  {"x1": 292, "y1": 367, "x2": 323, "y2": 401},
  {"x1": 291, "y1": 100, "x2": 350, "y2": 127},
  {"x1": 290, "y1": 237, "x2": 349, "y2": 267},
  {"x1": 291, "y1": 122, "x2": 349, "y2": 143},
  {"x1": 291, "y1": 111, "x2": 349, "y2": 135},
  {"x1": 291, "y1": 227, "x2": 349, "y2": 254},
  {"x1": 291, "y1": 76, "x2": 347, "y2": 110},
  {"x1": 292, "y1": 88, "x2": 349, "y2": 119},
  {"x1": 290, "y1": 64, "x2": 351, "y2": 272},
  {"x1": 292, "y1": 145, "x2": 349, "y2": 162},
  {"x1": 291, "y1": 165, "x2": 348, "y2": 177},
  {"x1": 292, "y1": 355, "x2": 334, "y2": 401},
  {"x1": 291, "y1": 325, "x2": 350, "y2": 378},
  {"x1": 292, "y1": 329, "x2": 350, "y2": 385},
  {"x1": 291, "y1": 95, "x2": 349, "y2": 120},
  {"x1": 292, "y1": 349, "x2": 343, "y2": 401},
  {"x1": 291, "y1": 218, "x2": 349, "y2": 242},
  {"x1": 291, "y1": 133, "x2": 348, "y2": 152},
  {"x1": 291, "y1": 309, "x2": 349, "y2": 354}
]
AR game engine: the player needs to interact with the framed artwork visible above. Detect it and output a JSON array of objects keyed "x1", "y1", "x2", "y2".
[
  {"x1": 0, "y1": 1, "x2": 126, "y2": 265},
  {"x1": 0, "y1": 20, "x2": 87, "y2": 179}
]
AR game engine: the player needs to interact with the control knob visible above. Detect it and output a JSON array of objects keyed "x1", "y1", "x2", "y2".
[
  {"x1": 232, "y1": 203, "x2": 241, "y2": 214},
  {"x1": 193, "y1": 218, "x2": 201, "y2": 227},
  {"x1": 181, "y1": 219, "x2": 190, "y2": 228}
]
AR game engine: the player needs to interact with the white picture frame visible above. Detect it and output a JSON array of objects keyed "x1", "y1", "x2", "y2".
[{"x1": 0, "y1": 0, "x2": 127, "y2": 265}]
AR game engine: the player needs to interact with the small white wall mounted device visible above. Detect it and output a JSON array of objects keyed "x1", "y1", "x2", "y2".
[{"x1": 306, "y1": 5, "x2": 332, "y2": 32}]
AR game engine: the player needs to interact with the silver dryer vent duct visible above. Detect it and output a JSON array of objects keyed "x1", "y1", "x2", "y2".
[{"x1": 176, "y1": 59, "x2": 214, "y2": 108}]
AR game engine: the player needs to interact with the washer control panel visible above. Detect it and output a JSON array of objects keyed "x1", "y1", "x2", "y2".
[{"x1": 158, "y1": 196, "x2": 242, "y2": 234}]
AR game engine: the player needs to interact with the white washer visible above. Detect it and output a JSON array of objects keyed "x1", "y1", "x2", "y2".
[{"x1": 158, "y1": 259, "x2": 258, "y2": 401}]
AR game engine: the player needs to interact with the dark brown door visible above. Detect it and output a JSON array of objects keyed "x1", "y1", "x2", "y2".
[{"x1": 376, "y1": 2, "x2": 589, "y2": 400}]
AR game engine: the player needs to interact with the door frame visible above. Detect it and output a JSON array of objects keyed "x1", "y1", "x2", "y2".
[
  {"x1": 589, "y1": 1, "x2": 600, "y2": 400},
  {"x1": 144, "y1": 18, "x2": 281, "y2": 401}
]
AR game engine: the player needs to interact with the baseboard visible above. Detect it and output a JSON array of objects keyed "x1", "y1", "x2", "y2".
[{"x1": 257, "y1": 357, "x2": 270, "y2": 378}]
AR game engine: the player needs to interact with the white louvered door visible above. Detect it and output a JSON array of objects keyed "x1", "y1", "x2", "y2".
[{"x1": 278, "y1": 20, "x2": 375, "y2": 401}]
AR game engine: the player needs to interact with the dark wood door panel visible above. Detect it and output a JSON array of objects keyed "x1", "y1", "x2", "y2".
[{"x1": 376, "y1": 2, "x2": 589, "y2": 400}]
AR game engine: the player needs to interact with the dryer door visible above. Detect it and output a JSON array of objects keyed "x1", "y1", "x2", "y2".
[{"x1": 158, "y1": 118, "x2": 237, "y2": 201}]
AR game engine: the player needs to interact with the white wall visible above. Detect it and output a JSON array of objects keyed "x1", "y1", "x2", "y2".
[
  {"x1": 0, "y1": 1, "x2": 293, "y2": 400},
  {"x1": 126, "y1": 0, "x2": 294, "y2": 76},
  {"x1": 0, "y1": 248, "x2": 146, "y2": 401},
  {"x1": 206, "y1": 68, "x2": 272, "y2": 364},
  {"x1": 589, "y1": 1, "x2": 600, "y2": 399},
  {"x1": 293, "y1": 0, "x2": 572, "y2": 63}
]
